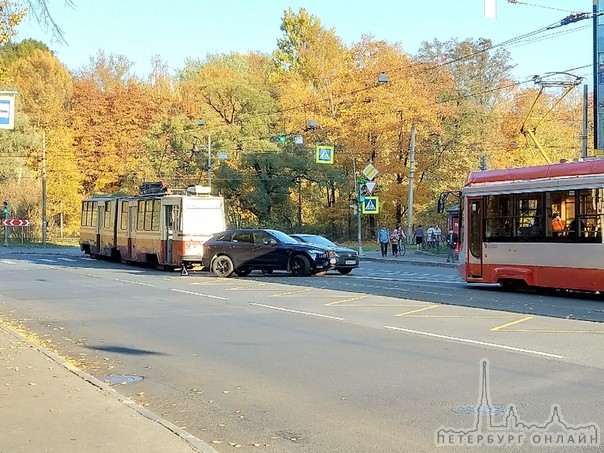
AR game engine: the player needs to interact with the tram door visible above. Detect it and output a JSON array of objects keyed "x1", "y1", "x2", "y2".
[
  {"x1": 127, "y1": 203, "x2": 137, "y2": 260},
  {"x1": 95, "y1": 202, "x2": 105, "y2": 253},
  {"x1": 164, "y1": 204, "x2": 175, "y2": 265},
  {"x1": 466, "y1": 197, "x2": 484, "y2": 279}
]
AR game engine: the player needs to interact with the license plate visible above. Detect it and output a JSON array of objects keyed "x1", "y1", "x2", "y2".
[{"x1": 345, "y1": 260, "x2": 356, "y2": 265}]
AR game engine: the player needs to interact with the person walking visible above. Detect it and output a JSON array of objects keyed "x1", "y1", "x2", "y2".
[
  {"x1": 398, "y1": 225, "x2": 407, "y2": 255},
  {"x1": 434, "y1": 225, "x2": 442, "y2": 251},
  {"x1": 377, "y1": 224, "x2": 390, "y2": 257},
  {"x1": 414, "y1": 225, "x2": 424, "y2": 249},
  {"x1": 427, "y1": 225, "x2": 435, "y2": 249},
  {"x1": 446, "y1": 227, "x2": 458, "y2": 262},
  {"x1": 390, "y1": 225, "x2": 401, "y2": 257}
]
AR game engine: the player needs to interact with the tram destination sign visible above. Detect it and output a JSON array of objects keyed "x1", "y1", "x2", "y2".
[{"x1": 2, "y1": 219, "x2": 30, "y2": 226}]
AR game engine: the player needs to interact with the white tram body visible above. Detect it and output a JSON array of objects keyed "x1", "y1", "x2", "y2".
[{"x1": 80, "y1": 185, "x2": 226, "y2": 269}]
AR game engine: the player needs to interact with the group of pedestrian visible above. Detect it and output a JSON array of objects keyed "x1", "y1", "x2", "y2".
[
  {"x1": 379, "y1": 222, "x2": 458, "y2": 262},
  {"x1": 413, "y1": 224, "x2": 442, "y2": 249},
  {"x1": 377, "y1": 224, "x2": 406, "y2": 257},
  {"x1": 412, "y1": 223, "x2": 458, "y2": 262}
]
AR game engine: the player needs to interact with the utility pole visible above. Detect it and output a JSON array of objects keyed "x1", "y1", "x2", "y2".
[
  {"x1": 42, "y1": 130, "x2": 47, "y2": 246},
  {"x1": 406, "y1": 125, "x2": 416, "y2": 244},
  {"x1": 582, "y1": 83, "x2": 588, "y2": 159}
]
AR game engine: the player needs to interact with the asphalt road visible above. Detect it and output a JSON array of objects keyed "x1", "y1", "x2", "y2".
[{"x1": 0, "y1": 250, "x2": 602, "y2": 452}]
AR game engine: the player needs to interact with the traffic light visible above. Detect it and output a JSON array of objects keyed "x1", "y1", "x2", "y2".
[
  {"x1": 270, "y1": 135, "x2": 287, "y2": 144},
  {"x1": 2, "y1": 200, "x2": 7, "y2": 216},
  {"x1": 359, "y1": 184, "x2": 368, "y2": 202}
]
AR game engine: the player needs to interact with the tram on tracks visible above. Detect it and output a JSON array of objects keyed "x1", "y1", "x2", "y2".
[
  {"x1": 80, "y1": 183, "x2": 226, "y2": 270},
  {"x1": 457, "y1": 159, "x2": 604, "y2": 292}
]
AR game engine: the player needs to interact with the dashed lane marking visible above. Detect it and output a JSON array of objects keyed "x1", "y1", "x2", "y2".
[
  {"x1": 170, "y1": 288, "x2": 228, "y2": 300},
  {"x1": 250, "y1": 302, "x2": 344, "y2": 320},
  {"x1": 384, "y1": 326, "x2": 564, "y2": 359},
  {"x1": 114, "y1": 278, "x2": 154, "y2": 287}
]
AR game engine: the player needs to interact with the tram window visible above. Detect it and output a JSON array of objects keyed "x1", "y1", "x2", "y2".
[
  {"x1": 103, "y1": 202, "x2": 112, "y2": 228},
  {"x1": 485, "y1": 195, "x2": 512, "y2": 239},
  {"x1": 120, "y1": 202, "x2": 128, "y2": 230},
  {"x1": 91, "y1": 203, "x2": 97, "y2": 227},
  {"x1": 515, "y1": 194, "x2": 543, "y2": 237},
  {"x1": 151, "y1": 200, "x2": 160, "y2": 231},
  {"x1": 576, "y1": 189, "x2": 603, "y2": 239},
  {"x1": 144, "y1": 200, "x2": 153, "y2": 230},
  {"x1": 137, "y1": 201, "x2": 145, "y2": 230}
]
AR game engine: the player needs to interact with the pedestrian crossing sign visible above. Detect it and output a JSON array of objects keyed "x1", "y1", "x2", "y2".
[
  {"x1": 361, "y1": 196, "x2": 379, "y2": 214},
  {"x1": 315, "y1": 145, "x2": 334, "y2": 164}
]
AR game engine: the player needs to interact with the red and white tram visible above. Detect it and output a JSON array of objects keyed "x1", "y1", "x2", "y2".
[
  {"x1": 80, "y1": 184, "x2": 226, "y2": 269},
  {"x1": 459, "y1": 159, "x2": 604, "y2": 292}
]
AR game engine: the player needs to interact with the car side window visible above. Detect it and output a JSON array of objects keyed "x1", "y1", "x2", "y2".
[
  {"x1": 232, "y1": 232, "x2": 253, "y2": 243},
  {"x1": 254, "y1": 231, "x2": 272, "y2": 244}
]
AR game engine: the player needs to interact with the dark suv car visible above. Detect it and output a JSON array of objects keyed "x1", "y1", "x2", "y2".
[{"x1": 202, "y1": 228, "x2": 336, "y2": 277}]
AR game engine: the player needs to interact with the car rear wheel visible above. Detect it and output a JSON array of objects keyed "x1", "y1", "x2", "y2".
[
  {"x1": 337, "y1": 268, "x2": 353, "y2": 275},
  {"x1": 290, "y1": 255, "x2": 311, "y2": 277},
  {"x1": 234, "y1": 269, "x2": 252, "y2": 277},
  {"x1": 212, "y1": 255, "x2": 235, "y2": 277}
]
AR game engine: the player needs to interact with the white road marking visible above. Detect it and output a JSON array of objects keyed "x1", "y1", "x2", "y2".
[
  {"x1": 114, "y1": 278, "x2": 154, "y2": 287},
  {"x1": 170, "y1": 288, "x2": 228, "y2": 300},
  {"x1": 384, "y1": 326, "x2": 564, "y2": 359},
  {"x1": 250, "y1": 302, "x2": 344, "y2": 320},
  {"x1": 57, "y1": 257, "x2": 77, "y2": 262}
]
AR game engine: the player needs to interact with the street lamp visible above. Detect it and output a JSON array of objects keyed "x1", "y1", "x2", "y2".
[{"x1": 196, "y1": 119, "x2": 212, "y2": 191}]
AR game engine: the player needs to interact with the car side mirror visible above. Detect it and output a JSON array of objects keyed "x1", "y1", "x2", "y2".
[{"x1": 264, "y1": 238, "x2": 277, "y2": 246}]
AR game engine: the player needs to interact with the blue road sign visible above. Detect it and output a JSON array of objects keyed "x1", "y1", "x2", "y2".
[{"x1": 361, "y1": 196, "x2": 379, "y2": 214}]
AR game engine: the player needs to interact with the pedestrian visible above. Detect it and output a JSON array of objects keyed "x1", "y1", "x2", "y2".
[
  {"x1": 377, "y1": 224, "x2": 390, "y2": 257},
  {"x1": 446, "y1": 227, "x2": 458, "y2": 262},
  {"x1": 434, "y1": 225, "x2": 442, "y2": 250},
  {"x1": 390, "y1": 225, "x2": 401, "y2": 257},
  {"x1": 398, "y1": 225, "x2": 406, "y2": 252},
  {"x1": 414, "y1": 225, "x2": 424, "y2": 249},
  {"x1": 427, "y1": 225, "x2": 435, "y2": 249}
]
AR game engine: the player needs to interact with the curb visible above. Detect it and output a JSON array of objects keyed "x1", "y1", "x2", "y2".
[
  {"x1": 360, "y1": 256, "x2": 457, "y2": 269},
  {"x1": 0, "y1": 323, "x2": 219, "y2": 453}
]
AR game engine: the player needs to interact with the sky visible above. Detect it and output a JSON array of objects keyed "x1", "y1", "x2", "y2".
[{"x1": 14, "y1": 0, "x2": 595, "y2": 85}]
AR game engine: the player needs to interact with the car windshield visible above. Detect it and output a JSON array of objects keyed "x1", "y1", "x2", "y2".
[
  {"x1": 297, "y1": 235, "x2": 337, "y2": 247},
  {"x1": 266, "y1": 229, "x2": 298, "y2": 244}
]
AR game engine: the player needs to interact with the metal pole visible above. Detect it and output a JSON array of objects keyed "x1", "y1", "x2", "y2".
[
  {"x1": 582, "y1": 83, "x2": 588, "y2": 159},
  {"x1": 3, "y1": 210, "x2": 7, "y2": 247},
  {"x1": 351, "y1": 154, "x2": 363, "y2": 256},
  {"x1": 60, "y1": 199, "x2": 64, "y2": 240},
  {"x1": 406, "y1": 125, "x2": 416, "y2": 244},
  {"x1": 207, "y1": 134, "x2": 212, "y2": 191},
  {"x1": 42, "y1": 130, "x2": 47, "y2": 246}
]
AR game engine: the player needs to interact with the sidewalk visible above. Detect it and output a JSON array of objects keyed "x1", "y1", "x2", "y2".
[
  {"x1": 360, "y1": 248, "x2": 458, "y2": 268},
  {"x1": 0, "y1": 322, "x2": 218, "y2": 453}
]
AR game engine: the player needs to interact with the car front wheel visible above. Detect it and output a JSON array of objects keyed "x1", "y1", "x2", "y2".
[
  {"x1": 212, "y1": 255, "x2": 235, "y2": 277},
  {"x1": 337, "y1": 268, "x2": 353, "y2": 275},
  {"x1": 290, "y1": 255, "x2": 311, "y2": 277}
]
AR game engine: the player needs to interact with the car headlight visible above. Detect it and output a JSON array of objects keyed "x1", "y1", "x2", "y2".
[{"x1": 308, "y1": 249, "x2": 328, "y2": 259}]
